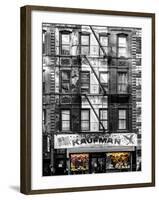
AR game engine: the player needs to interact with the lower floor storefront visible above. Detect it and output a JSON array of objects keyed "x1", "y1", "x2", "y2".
[
  {"x1": 69, "y1": 151, "x2": 133, "y2": 175},
  {"x1": 43, "y1": 133, "x2": 140, "y2": 176},
  {"x1": 53, "y1": 146, "x2": 138, "y2": 175}
]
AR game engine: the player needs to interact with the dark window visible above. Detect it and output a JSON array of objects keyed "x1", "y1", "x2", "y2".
[
  {"x1": 61, "y1": 33, "x2": 70, "y2": 55},
  {"x1": 81, "y1": 34, "x2": 90, "y2": 55},
  {"x1": 99, "y1": 109, "x2": 108, "y2": 130},
  {"x1": 99, "y1": 72, "x2": 109, "y2": 93},
  {"x1": 80, "y1": 71, "x2": 90, "y2": 94},
  {"x1": 118, "y1": 109, "x2": 127, "y2": 130},
  {"x1": 118, "y1": 72, "x2": 128, "y2": 93},
  {"x1": 61, "y1": 110, "x2": 70, "y2": 131},
  {"x1": 99, "y1": 35, "x2": 108, "y2": 55},
  {"x1": 81, "y1": 109, "x2": 90, "y2": 131},
  {"x1": 61, "y1": 71, "x2": 71, "y2": 93},
  {"x1": 118, "y1": 36, "x2": 127, "y2": 57}
]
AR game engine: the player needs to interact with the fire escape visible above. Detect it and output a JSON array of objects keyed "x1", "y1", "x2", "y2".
[{"x1": 80, "y1": 25, "x2": 110, "y2": 133}]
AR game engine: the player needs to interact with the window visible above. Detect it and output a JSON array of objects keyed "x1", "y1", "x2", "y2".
[
  {"x1": 81, "y1": 34, "x2": 90, "y2": 55},
  {"x1": 70, "y1": 154, "x2": 89, "y2": 174},
  {"x1": 80, "y1": 71, "x2": 90, "y2": 93},
  {"x1": 61, "y1": 33, "x2": 70, "y2": 55},
  {"x1": 61, "y1": 110, "x2": 70, "y2": 131},
  {"x1": 99, "y1": 109, "x2": 108, "y2": 130},
  {"x1": 118, "y1": 72, "x2": 128, "y2": 93},
  {"x1": 106, "y1": 152, "x2": 131, "y2": 170},
  {"x1": 99, "y1": 72, "x2": 109, "y2": 93},
  {"x1": 81, "y1": 110, "x2": 90, "y2": 131},
  {"x1": 61, "y1": 71, "x2": 71, "y2": 93},
  {"x1": 118, "y1": 36, "x2": 127, "y2": 57},
  {"x1": 99, "y1": 35, "x2": 108, "y2": 55},
  {"x1": 118, "y1": 109, "x2": 127, "y2": 130}
]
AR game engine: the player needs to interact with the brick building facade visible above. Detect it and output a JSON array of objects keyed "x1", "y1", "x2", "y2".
[{"x1": 42, "y1": 23, "x2": 141, "y2": 176}]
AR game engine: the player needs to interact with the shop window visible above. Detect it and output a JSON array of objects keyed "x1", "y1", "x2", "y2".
[
  {"x1": 80, "y1": 71, "x2": 90, "y2": 93},
  {"x1": 60, "y1": 33, "x2": 70, "y2": 55},
  {"x1": 99, "y1": 72, "x2": 109, "y2": 93},
  {"x1": 81, "y1": 34, "x2": 90, "y2": 55},
  {"x1": 70, "y1": 154, "x2": 89, "y2": 174},
  {"x1": 99, "y1": 109, "x2": 108, "y2": 130},
  {"x1": 60, "y1": 71, "x2": 71, "y2": 93},
  {"x1": 118, "y1": 72, "x2": 128, "y2": 93},
  {"x1": 106, "y1": 152, "x2": 131, "y2": 170},
  {"x1": 99, "y1": 35, "x2": 108, "y2": 55},
  {"x1": 118, "y1": 35, "x2": 127, "y2": 57},
  {"x1": 61, "y1": 110, "x2": 70, "y2": 131},
  {"x1": 81, "y1": 109, "x2": 90, "y2": 131},
  {"x1": 118, "y1": 109, "x2": 127, "y2": 130}
]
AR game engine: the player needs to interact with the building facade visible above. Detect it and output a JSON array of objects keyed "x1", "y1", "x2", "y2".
[{"x1": 42, "y1": 23, "x2": 142, "y2": 176}]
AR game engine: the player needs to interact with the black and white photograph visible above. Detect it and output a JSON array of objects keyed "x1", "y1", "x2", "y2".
[{"x1": 42, "y1": 23, "x2": 142, "y2": 176}]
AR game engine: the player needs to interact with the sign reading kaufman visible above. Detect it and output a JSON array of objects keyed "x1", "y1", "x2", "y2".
[{"x1": 54, "y1": 133, "x2": 137, "y2": 149}]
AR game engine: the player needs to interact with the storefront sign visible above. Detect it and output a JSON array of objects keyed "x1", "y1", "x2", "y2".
[{"x1": 54, "y1": 133, "x2": 137, "y2": 149}]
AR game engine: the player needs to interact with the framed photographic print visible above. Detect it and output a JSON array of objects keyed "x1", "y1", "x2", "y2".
[{"x1": 20, "y1": 5, "x2": 155, "y2": 194}]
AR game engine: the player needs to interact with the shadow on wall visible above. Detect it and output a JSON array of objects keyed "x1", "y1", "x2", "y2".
[{"x1": 9, "y1": 185, "x2": 20, "y2": 192}]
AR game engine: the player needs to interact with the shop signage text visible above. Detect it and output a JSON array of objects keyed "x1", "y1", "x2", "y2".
[{"x1": 54, "y1": 133, "x2": 137, "y2": 149}]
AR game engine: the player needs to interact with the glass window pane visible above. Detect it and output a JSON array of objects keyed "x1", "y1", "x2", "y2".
[
  {"x1": 100, "y1": 73, "x2": 108, "y2": 84},
  {"x1": 118, "y1": 37, "x2": 127, "y2": 47},
  {"x1": 81, "y1": 110, "x2": 89, "y2": 120},
  {"x1": 81, "y1": 35, "x2": 89, "y2": 45},
  {"x1": 118, "y1": 84, "x2": 127, "y2": 93},
  {"x1": 118, "y1": 47, "x2": 126, "y2": 57},
  {"x1": 100, "y1": 110, "x2": 107, "y2": 120},
  {"x1": 61, "y1": 83, "x2": 70, "y2": 93},
  {"x1": 62, "y1": 71, "x2": 70, "y2": 81},
  {"x1": 61, "y1": 46, "x2": 70, "y2": 55},
  {"x1": 81, "y1": 46, "x2": 89, "y2": 55},
  {"x1": 81, "y1": 121, "x2": 89, "y2": 130},
  {"x1": 119, "y1": 110, "x2": 126, "y2": 119},
  {"x1": 119, "y1": 119, "x2": 126, "y2": 129},
  {"x1": 62, "y1": 121, "x2": 70, "y2": 131},
  {"x1": 100, "y1": 36, "x2": 108, "y2": 46},
  {"x1": 100, "y1": 47, "x2": 108, "y2": 55},
  {"x1": 118, "y1": 73, "x2": 127, "y2": 83},
  {"x1": 62, "y1": 110, "x2": 70, "y2": 120},
  {"x1": 62, "y1": 34, "x2": 70, "y2": 44},
  {"x1": 100, "y1": 121, "x2": 107, "y2": 130}
]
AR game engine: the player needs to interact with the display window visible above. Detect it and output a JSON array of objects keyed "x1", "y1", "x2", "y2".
[
  {"x1": 70, "y1": 154, "x2": 89, "y2": 174},
  {"x1": 106, "y1": 152, "x2": 131, "y2": 171}
]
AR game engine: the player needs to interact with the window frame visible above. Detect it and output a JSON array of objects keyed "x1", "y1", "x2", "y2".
[
  {"x1": 60, "y1": 31, "x2": 71, "y2": 55},
  {"x1": 117, "y1": 34, "x2": 128, "y2": 58},
  {"x1": 99, "y1": 108, "x2": 108, "y2": 131},
  {"x1": 99, "y1": 34, "x2": 108, "y2": 56},
  {"x1": 61, "y1": 109, "x2": 71, "y2": 131},
  {"x1": 60, "y1": 70, "x2": 71, "y2": 93},
  {"x1": 118, "y1": 109, "x2": 127, "y2": 130},
  {"x1": 117, "y1": 71, "x2": 128, "y2": 94},
  {"x1": 80, "y1": 71, "x2": 90, "y2": 94},
  {"x1": 80, "y1": 33, "x2": 90, "y2": 55},
  {"x1": 99, "y1": 71, "x2": 109, "y2": 94},
  {"x1": 80, "y1": 109, "x2": 90, "y2": 131}
]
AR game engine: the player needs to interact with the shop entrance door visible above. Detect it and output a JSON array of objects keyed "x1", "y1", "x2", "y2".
[{"x1": 90, "y1": 153, "x2": 106, "y2": 174}]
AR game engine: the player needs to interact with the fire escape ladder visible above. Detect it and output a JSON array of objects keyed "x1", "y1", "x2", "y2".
[
  {"x1": 83, "y1": 55, "x2": 106, "y2": 95},
  {"x1": 84, "y1": 94, "x2": 106, "y2": 132},
  {"x1": 89, "y1": 25, "x2": 107, "y2": 58}
]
